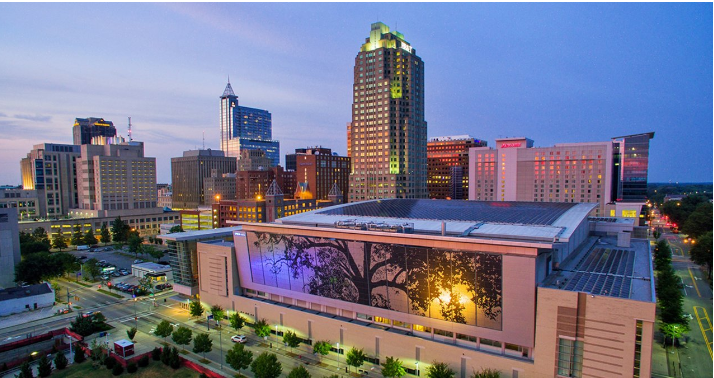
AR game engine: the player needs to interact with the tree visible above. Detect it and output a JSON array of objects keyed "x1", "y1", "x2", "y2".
[
  {"x1": 100, "y1": 224, "x2": 111, "y2": 245},
  {"x1": 111, "y1": 217, "x2": 130, "y2": 244},
  {"x1": 381, "y1": 356, "x2": 406, "y2": 378},
  {"x1": 282, "y1": 330, "x2": 301, "y2": 354},
  {"x1": 288, "y1": 365, "x2": 311, "y2": 378},
  {"x1": 470, "y1": 368, "x2": 500, "y2": 378},
  {"x1": 169, "y1": 225, "x2": 184, "y2": 233},
  {"x1": 210, "y1": 305, "x2": 226, "y2": 324},
  {"x1": 254, "y1": 318, "x2": 270, "y2": 339},
  {"x1": 660, "y1": 322, "x2": 690, "y2": 347},
  {"x1": 53, "y1": 252, "x2": 80, "y2": 278},
  {"x1": 71, "y1": 224, "x2": 83, "y2": 246},
  {"x1": 189, "y1": 300, "x2": 205, "y2": 318},
  {"x1": 312, "y1": 340, "x2": 331, "y2": 361},
  {"x1": 128, "y1": 233, "x2": 144, "y2": 258},
  {"x1": 52, "y1": 232, "x2": 67, "y2": 251},
  {"x1": 161, "y1": 345, "x2": 171, "y2": 365},
  {"x1": 84, "y1": 258, "x2": 101, "y2": 280},
  {"x1": 112, "y1": 364, "x2": 124, "y2": 376},
  {"x1": 37, "y1": 354, "x2": 52, "y2": 377},
  {"x1": 346, "y1": 347, "x2": 366, "y2": 372},
  {"x1": 657, "y1": 265, "x2": 685, "y2": 324},
  {"x1": 229, "y1": 312, "x2": 246, "y2": 331},
  {"x1": 127, "y1": 327, "x2": 137, "y2": 341},
  {"x1": 250, "y1": 352, "x2": 282, "y2": 378},
  {"x1": 74, "y1": 347, "x2": 86, "y2": 363},
  {"x1": 192, "y1": 333, "x2": 213, "y2": 359},
  {"x1": 426, "y1": 362, "x2": 455, "y2": 378},
  {"x1": 83, "y1": 230, "x2": 98, "y2": 246},
  {"x1": 654, "y1": 240, "x2": 672, "y2": 272},
  {"x1": 54, "y1": 351, "x2": 68, "y2": 370},
  {"x1": 690, "y1": 231, "x2": 713, "y2": 279},
  {"x1": 144, "y1": 245, "x2": 164, "y2": 261},
  {"x1": 154, "y1": 320, "x2": 174, "y2": 342},
  {"x1": 682, "y1": 203, "x2": 712, "y2": 239},
  {"x1": 170, "y1": 347, "x2": 181, "y2": 369},
  {"x1": 15, "y1": 252, "x2": 66, "y2": 284},
  {"x1": 172, "y1": 326, "x2": 193, "y2": 351},
  {"x1": 653, "y1": 230, "x2": 661, "y2": 240},
  {"x1": 226, "y1": 343, "x2": 253, "y2": 376},
  {"x1": 32, "y1": 227, "x2": 50, "y2": 246},
  {"x1": 17, "y1": 361, "x2": 33, "y2": 378}
]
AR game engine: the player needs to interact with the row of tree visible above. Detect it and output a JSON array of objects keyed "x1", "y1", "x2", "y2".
[
  {"x1": 14, "y1": 252, "x2": 80, "y2": 285},
  {"x1": 654, "y1": 240, "x2": 689, "y2": 345},
  {"x1": 659, "y1": 194, "x2": 713, "y2": 279}
]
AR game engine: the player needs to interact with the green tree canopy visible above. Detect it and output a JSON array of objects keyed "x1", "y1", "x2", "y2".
[
  {"x1": 144, "y1": 245, "x2": 164, "y2": 261},
  {"x1": 210, "y1": 304, "x2": 226, "y2": 323},
  {"x1": 32, "y1": 227, "x2": 50, "y2": 245},
  {"x1": 154, "y1": 320, "x2": 174, "y2": 342},
  {"x1": 84, "y1": 258, "x2": 101, "y2": 280},
  {"x1": 425, "y1": 362, "x2": 455, "y2": 378},
  {"x1": 226, "y1": 343, "x2": 253, "y2": 375},
  {"x1": 52, "y1": 232, "x2": 67, "y2": 251},
  {"x1": 100, "y1": 224, "x2": 111, "y2": 245},
  {"x1": 254, "y1": 318, "x2": 270, "y2": 338},
  {"x1": 127, "y1": 327, "x2": 137, "y2": 341},
  {"x1": 470, "y1": 368, "x2": 500, "y2": 378},
  {"x1": 346, "y1": 347, "x2": 366, "y2": 372},
  {"x1": 288, "y1": 365, "x2": 311, "y2": 378},
  {"x1": 690, "y1": 231, "x2": 713, "y2": 279},
  {"x1": 229, "y1": 312, "x2": 246, "y2": 331},
  {"x1": 83, "y1": 230, "x2": 98, "y2": 246},
  {"x1": 250, "y1": 352, "x2": 282, "y2": 378},
  {"x1": 381, "y1": 356, "x2": 406, "y2": 378},
  {"x1": 128, "y1": 232, "x2": 143, "y2": 257},
  {"x1": 37, "y1": 354, "x2": 52, "y2": 377},
  {"x1": 71, "y1": 225, "x2": 83, "y2": 246},
  {"x1": 656, "y1": 265, "x2": 685, "y2": 324},
  {"x1": 169, "y1": 225, "x2": 184, "y2": 233},
  {"x1": 192, "y1": 333, "x2": 213, "y2": 359},
  {"x1": 15, "y1": 252, "x2": 74, "y2": 284},
  {"x1": 282, "y1": 330, "x2": 301, "y2": 353},
  {"x1": 682, "y1": 203, "x2": 713, "y2": 239},
  {"x1": 172, "y1": 326, "x2": 193, "y2": 350},
  {"x1": 312, "y1": 340, "x2": 331, "y2": 360},
  {"x1": 111, "y1": 217, "x2": 130, "y2": 243},
  {"x1": 189, "y1": 300, "x2": 205, "y2": 318}
]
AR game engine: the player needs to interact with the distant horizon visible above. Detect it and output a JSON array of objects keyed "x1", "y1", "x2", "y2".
[{"x1": 1, "y1": 3, "x2": 711, "y2": 184}]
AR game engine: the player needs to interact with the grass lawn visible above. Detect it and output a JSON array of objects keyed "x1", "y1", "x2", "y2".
[
  {"x1": 97, "y1": 289, "x2": 124, "y2": 299},
  {"x1": 52, "y1": 361, "x2": 201, "y2": 378}
]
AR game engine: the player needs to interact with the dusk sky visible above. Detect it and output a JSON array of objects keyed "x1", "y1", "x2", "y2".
[{"x1": 1, "y1": 3, "x2": 711, "y2": 184}]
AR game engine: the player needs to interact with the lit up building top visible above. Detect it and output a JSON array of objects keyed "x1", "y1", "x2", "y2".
[
  {"x1": 361, "y1": 22, "x2": 415, "y2": 54},
  {"x1": 220, "y1": 80, "x2": 280, "y2": 166},
  {"x1": 72, "y1": 117, "x2": 117, "y2": 145}
]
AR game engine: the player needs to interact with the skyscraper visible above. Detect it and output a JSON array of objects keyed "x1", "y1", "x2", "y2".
[
  {"x1": 171, "y1": 149, "x2": 237, "y2": 209},
  {"x1": 348, "y1": 22, "x2": 427, "y2": 202},
  {"x1": 220, "y1": 80, "x2": 280, "y2": 166},
  {"x1": 72, "y1": 117, "x2": 117, "y2": 145},
  {"x1": 427, "y1": 136, "x2": 487, "y2": 200}
]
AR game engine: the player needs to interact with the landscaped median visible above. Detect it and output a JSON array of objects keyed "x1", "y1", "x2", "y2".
[{"x1": 51, "y1": 356, "x2": 202, "y2": 378}]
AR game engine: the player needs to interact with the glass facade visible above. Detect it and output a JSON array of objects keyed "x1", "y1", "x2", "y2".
[
  {"x1": 245, "y1": 231, "x2": 503, "y2": 330},
  {"x1": 612, "y1": 133, "x2": 654, "y2": 202}
]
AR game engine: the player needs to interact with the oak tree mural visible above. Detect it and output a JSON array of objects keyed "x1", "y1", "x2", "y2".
[{"x1": 248, "y1": 232, "x2": 502, "y2": 329}]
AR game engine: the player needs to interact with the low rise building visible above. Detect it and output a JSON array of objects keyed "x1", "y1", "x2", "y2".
[
  {"x1": 131, "y1": 262, "x2": 173, "y2": 281},
  {"x1": 0, "y1": 283, "x2": 54, "y2": 316}
]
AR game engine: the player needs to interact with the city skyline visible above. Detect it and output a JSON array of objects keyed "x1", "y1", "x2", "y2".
[{"x1": 0, "y1": 3, "x2": 711, "y2": 184}]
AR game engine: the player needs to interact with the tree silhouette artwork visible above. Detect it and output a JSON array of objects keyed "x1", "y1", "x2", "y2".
[{"x1": 248, "y1": 231, "x2": 502, "y2": 329}]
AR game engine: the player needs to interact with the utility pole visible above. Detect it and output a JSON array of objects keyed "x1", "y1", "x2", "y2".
[{"x1": 218, "y1": 327, "x2": 223, "y2": 370}]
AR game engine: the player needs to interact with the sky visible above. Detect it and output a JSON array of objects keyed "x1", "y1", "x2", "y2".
[{"x1": 0, "y1": 3, "x2": 711, "y2": 184}]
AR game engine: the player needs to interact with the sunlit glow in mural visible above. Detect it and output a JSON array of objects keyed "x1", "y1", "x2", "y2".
[{"x1": 245, "y1": 231, "x2": 503, "y2": 330}]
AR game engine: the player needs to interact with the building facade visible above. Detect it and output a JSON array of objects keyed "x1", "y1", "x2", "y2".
[
  {"x1": 72, "y1": 117, "x2": 117, "y2": 145},
  {"x1": 468, "y1": 134, "x2": 654, "y2": 218},
  {"x1": 76, "y1": 142, "x2": 157, "y2": 211},
  {"x1": 0, "y1": 209, "x2": 21, "y2": 288},
  {"x1": 20, "y1": 143, "x2": 81, "y2": 217},
  {"x1": 220, "y1": 81, "x2": 280, "y2": 166},
  {"x1": 427, "y1": 136, "x2": 487, "y2": 200},
  {"x1": 0, "y1": 187, "x2": 43, "y2": 222},
  {"x1": 285, "y1": 147, "x2": 350, "y2": 203},
  {"x1": 203, "y1": 172, "x2": 237, "y2": 205},
  {"x1": 237, "y1": 149, "x2": 273, "y2": 172},
  {"x1": 171, "y1": 149, "x2": 237, "y2": 209},
  {"x1": 348, "y1": 22, "x2": 427, "y2": 202},
  {"x1": 195, "y1": 199, "x2": 655, "y2": 378},
  {"x1": 236, "y1": 166, "x2": 296, "y2": 200}
]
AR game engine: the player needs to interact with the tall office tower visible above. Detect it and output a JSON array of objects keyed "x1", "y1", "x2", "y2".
[
  {"x1": 76, "y1": 142, "x2": 158, "y2": 211},
  {"x1": 427, "y1": 136, "x2": 487, "y2": 200},
  {"x1": 611, "y1": 133, "x2": 655, "y2": 203},
  {"x1": 20, "y1": 143, "x2": 81, "y2": 217},
  {"x1": 72, "y1": 117, "x2": 117, "y2": 145},
  {"x1": 203, "y1": 171, "x2": 237, "y2": 205},
  {"x1": 468, "y1": 133, "x2": 654, "y2": 219},
  {"x1": 220, "y1": 80, "x2": 280, "y2": 166},
  {"x1": 0, "y1": 209, "x2": 21, "y2": 288},
  {"x1": 348, "y1": 22, "x2": 427, "y2": 202},
  {"x1": 285, "y1": 147, "x2": 350, "y2": 203},
  {"x1": 171, "y1": 149, "x2": 237, "y2": 209}
]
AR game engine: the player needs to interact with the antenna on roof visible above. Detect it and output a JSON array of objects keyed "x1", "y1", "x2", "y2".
[
  {"x1": 203, "y1": 131, "x2": 205, "y2": 150},
  {"x1": 128, "y1": 117, "x2": 133, "y2": 141},
  {"x1": 227, "y1": 74, "x2": 230, "y2": 84}
]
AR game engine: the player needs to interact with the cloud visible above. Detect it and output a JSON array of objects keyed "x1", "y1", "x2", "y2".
[
  {"x1": 0, "y1": 112, "x2": 7, "y2": 117},
  {"x1": 14, "y1": 114, "x2": 52, "y2": 122}
]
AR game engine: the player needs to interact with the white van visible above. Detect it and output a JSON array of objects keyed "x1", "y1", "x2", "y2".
[{"x1": 76, "y1": 245, "x2": 90, "y2": 251}]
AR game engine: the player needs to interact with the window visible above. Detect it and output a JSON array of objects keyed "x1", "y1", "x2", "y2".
[
  {"x1": 557, "y1": 338, "x2": 583, "y2": 377},
  {"x1": 634, "y1": 320, "x2": 643, "y2": 377}
]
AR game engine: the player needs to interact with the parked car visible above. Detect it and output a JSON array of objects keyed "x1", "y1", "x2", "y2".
[
  {"x1": 133, "y1": 259, "x2": 144, "y2": 264},
  {"x1": 231, "y1": 335, "x2": 247, "y2": 343},
  {"x1": 79, "y1": 256, "x2": 87, "y2": 260},
  {"x1": 99, "y1": 260, "x2": 107, "y2": 264}
]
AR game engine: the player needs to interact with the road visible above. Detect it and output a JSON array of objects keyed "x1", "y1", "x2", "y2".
[{"x1": 664, "y1": 232, "x2": 713, "y2": 378}]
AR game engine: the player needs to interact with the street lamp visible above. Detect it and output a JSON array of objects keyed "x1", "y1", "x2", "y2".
[
  {"x1": 336, "y1": 342, "x2": 340, "y2": 371},
  {"x1": 415, "y1": 361, "x2": 419, "y2": 376}
]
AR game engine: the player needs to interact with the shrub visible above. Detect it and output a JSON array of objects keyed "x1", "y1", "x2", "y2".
[
  {"x1": 112, "y1": 364, "x2": 124, "y2": 376},
  {"x1": 151, "y1": 347, "x2": 161, "y2": 361},
  {"x1": 127, "y1": 362, "x2": 138, "y2": 373},
  {"x1": 170, "y1": 347, "x2": 181, "y2": 369},
  {"x1": 138, "y1": 355, "x2": 150, "y2": 367},
  {"x1": 0, "y1": 362, "x2": 7, "y2": 371},
  {"x1": 161, "y1": 346, "x2": 171, "y2": 365},
  {"x1": 54, "y1": 352, "x2": 69, "y2": 370},
  {"x1": 105, "y1": 356, "x2": 117, "y2": 369},
  {"x1": 74, "y1": 349, "x2": 86, "y2": 363}
]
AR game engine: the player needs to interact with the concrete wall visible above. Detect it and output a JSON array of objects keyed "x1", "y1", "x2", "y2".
[
  {"x1": 0, "y1": 209, "x2": 21, "y2": 288},
  {"x1": 0, "y1": 287, "x2": 54, "y2": 316}
]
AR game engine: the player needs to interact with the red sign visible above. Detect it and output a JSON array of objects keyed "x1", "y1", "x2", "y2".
[{"x1": 500, "y1": 143, "x2": 522, "y2": 148}]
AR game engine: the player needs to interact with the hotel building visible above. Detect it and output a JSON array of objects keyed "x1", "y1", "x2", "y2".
[
  {"x1": 468, "y1": 133, "x2": 654, "y2": 220},
  {"x1": 348, "y1": 22, "x2": 427, "y2": 202},
  {"x1": 20, "y1": 143, "x2": 81, "y2": 217},
  {"x1": 193, "y1": 199, "x2": 655, "y2": 378},
  {"x1": 427, "y1": 136, "x2": 487, "y2": 200},
  {"x1": 220, "y1": 80, "x2": 280, "y2": 166}
]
